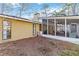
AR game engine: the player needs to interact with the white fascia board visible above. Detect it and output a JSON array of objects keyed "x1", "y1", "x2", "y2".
[{"x1": 0, "y1": 15, "x2": 32, "y2": 22}]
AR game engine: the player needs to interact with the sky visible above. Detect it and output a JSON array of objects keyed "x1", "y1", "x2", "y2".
[
  {"x1": 0, "y1": 3, "x2": 64, "y2": 19},
  {"x1": 22, "y1": 3, "x2": 64, "y2": 19}
]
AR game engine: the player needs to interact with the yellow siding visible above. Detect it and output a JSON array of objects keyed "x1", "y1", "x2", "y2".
[{"x1": 0, "y1": 17, "x2": 40, "y2": 43}]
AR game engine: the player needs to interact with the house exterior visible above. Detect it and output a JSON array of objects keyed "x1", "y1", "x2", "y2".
[
  {"x1": 42, "y1": 16, "x2": 79, "y2": 39},
  {"x1": 0, "y1": 14, "x2": 40, "y2": 43}
]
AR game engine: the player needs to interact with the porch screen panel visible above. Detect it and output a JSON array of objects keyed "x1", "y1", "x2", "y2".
[
  {"x1": 42, "y1": 19, "x2": 47, "y2": 34},
  {"x1": 67, "y1": 19, "x2": 79, "y2": 38},
  {"x1": 56, "y1": 19, "x2": 65, "y2": 37},
  {"x1": 48, "y1": 19, "x2": 55, "y2": 35}
]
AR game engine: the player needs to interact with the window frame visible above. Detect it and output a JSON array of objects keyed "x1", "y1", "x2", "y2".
[{"x1": 2, "y1": 19, "x2": 12, "y2": 40}]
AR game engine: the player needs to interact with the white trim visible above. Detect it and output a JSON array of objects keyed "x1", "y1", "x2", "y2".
[
  {"x1": 54, "y1": 19, "x2": 56, "y2": 36},
  {"x1": 0, "y1": 14, "x2": 33, "y2": 23},
  {"x1": 41, "y1": 34, "x2": 79, "y2": 45},
  {"x1": 43, "y1": 16, "x2": 79, "y2": 20},
  {"x1": 65, "y1": 18, "x2": 67, "y2": 37},
  {"x1": 41, "y1": 21, "x2": 43, "y2": 33}
]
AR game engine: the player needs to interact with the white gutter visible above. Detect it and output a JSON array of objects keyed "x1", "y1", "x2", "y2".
[
  {"x1": 43, "y1": 16, "x2": 79, "y2": 19},
  {"x1": 0, "y1": 14, "x2": 32, "y2": 23}
]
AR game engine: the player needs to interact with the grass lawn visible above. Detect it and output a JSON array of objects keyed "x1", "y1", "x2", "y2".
[{"x1": 0, "y1": 36, "x2": 79, "y2": 56}]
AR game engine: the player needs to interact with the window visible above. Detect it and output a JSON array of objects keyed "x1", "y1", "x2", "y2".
[{"x1": 3, "y1": 20, "x2": 11, "y2": 40}]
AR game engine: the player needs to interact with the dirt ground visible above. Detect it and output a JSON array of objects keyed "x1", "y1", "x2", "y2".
[{"x1": 0, "y1": 36, "x2": 79, "y2": 56}]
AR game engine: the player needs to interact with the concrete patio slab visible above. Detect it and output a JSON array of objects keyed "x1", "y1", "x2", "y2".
[{"x1": 41, "y1": 34, "x2": 79, "y2": 45}]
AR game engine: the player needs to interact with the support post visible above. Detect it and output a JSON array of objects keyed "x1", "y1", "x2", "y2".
[
  {"x1": 42, "y1": 19, "x2": 43, "y2": 34},
  {"x1": 45, "y1": 9, "x2": 49, "y2": 35},
  {"x1": 47, "y1": 18, "x2": 49, "y2": 34},
  {"x1": 65, "y1": 18, "x2": 67, "y2": 37},
  {"x1": 54, "y1": 19, "x2": 56, "y2": 36}
]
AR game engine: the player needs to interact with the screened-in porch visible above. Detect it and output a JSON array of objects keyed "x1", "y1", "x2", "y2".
[{"x1": 42, "y1": 16, "x2": 79, "y2": 38}]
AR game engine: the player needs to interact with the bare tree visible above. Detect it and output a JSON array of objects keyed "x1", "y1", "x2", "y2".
[
  {"x1": 72, "y1": 3, "x2": 77, "y2": 15},
  {"x1": 64, "y1": 3, "x2": 73, "y2": 16},
  {"x1": 1, "y1": 3, "x2": 13, "y2": 15},
  {"x1": 18, "y1": 3, "x2": 31, "y2": 17}
]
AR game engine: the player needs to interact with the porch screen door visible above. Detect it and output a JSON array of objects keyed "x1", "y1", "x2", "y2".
[{"x1": 69, "y1": 23, "x2": 77, "y2": 38}]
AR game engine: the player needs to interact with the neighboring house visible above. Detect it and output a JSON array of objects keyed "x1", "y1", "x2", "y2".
[
  {"x1": 42, "y1": 16, "x2": 79, "y2": 39},
  {"x1": 0, "y1": 14, "x2": 40, "y2": 43}
]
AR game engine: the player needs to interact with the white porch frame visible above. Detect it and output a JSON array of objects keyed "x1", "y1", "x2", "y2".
[
  {"x1": 44, "y1": 18, "x2": 67, "y2": 37},
  {"x1": 54, "y1": 18, "x2": 57, "y2": 36},
  {"x1": 41, "y1": 16, "x2": 79, "y2": 45},
  {"x1": 65, "y1": 18, "x2": 67, "y2": 37},
  {"x1": 41, "y1": 16, "x2": 79, "y2": 39}
]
